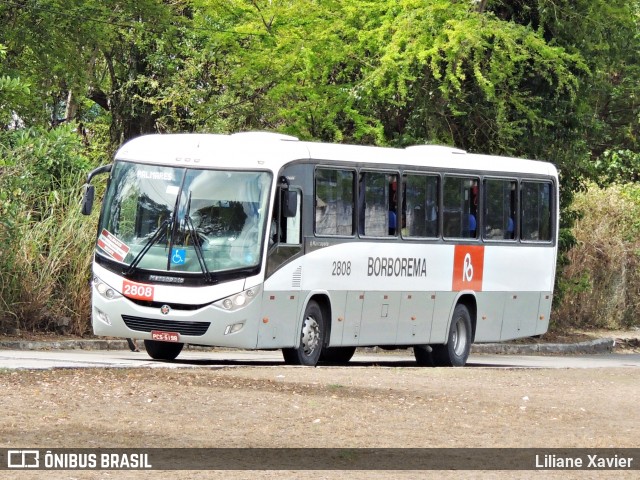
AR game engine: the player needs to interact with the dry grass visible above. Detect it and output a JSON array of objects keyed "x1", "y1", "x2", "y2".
[
  {"x1": 2, "y1": 180, "x2": 638, "y2": 336},
  {"x1": 0, "y1": 186, "x2": 97, "y2": 335},
  {"x1": 554, "y1": 183, "x2": 640, "y2": 329}
]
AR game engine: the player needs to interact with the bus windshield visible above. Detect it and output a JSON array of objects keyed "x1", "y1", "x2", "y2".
[{"x1": 97, "y1": 161, "x2": 272, "y2": 276}]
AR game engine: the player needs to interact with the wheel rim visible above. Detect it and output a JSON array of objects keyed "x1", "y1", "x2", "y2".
[
  {"x1": 452, "y1": 318, "x2": 467, "y2": 357},
  {"x1": 301, "y1": 315, "x2": 320, "y2": 356}
]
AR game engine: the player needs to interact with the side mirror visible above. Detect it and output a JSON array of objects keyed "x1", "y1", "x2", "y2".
[
  {"x1": 81, "y1": 184, "x2": 95, "y2": 216},
  {"x1": 80, "y1": 164, "x2": 112, "y2": 216},
  {"x1": 283, "y1": 190, "x2": 298, "y2": 218}
]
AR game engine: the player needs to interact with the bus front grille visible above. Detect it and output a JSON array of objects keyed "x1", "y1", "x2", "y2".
[{"x1": 122, "y1": 315, "x2": 210, "y2": 336}]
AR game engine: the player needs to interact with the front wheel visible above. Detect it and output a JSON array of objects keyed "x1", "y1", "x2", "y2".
[
  {"x1": 144, "y1": 340, "x2": 184, "y2": 361},
  {"x1": 282, "y1": 300, "x2": 325, "y2": 366},
  {"x1": 431, "y1": 304, "x2": 472, "y2": 367}
]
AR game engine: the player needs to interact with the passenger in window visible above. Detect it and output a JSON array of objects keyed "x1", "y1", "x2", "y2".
[
  {"x1": 469, "y1": 182, "x2": 479, "y2": 238},
  {"x1": 505, "y1": 217, "x2": 514, "y2": 239},
  {"x1": 469, "y1": 213, "x2": 477, "y2": 238},
  {"x1": 388, "y1": 210, "x2": 397, "y2": 235}
]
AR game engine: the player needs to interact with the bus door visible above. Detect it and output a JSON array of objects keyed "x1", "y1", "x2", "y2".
[{"x1": 260, "y1": 184, "x2": 303, "y2": 348}]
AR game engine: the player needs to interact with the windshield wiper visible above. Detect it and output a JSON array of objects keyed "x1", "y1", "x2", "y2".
[
  {"x1": 124, "y1": 217, "x2": 172, "y2": 276},
  {"x1": 183, "y1": 192, "x2": 213, "y2": 283}
]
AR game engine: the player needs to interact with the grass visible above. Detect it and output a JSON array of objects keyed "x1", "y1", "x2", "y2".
[
  {"x1": 0, "y1": 182, "x2": 98, "y2": 335},
  {"x1": 1, "y1": 180, "x2": 638, "y2": 336},
  {"x1": 553, "y1": 183, "x2": 640, "y2": 330}
]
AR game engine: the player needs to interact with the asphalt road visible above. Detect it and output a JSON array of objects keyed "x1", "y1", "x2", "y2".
[{"x1": 1, "y1": 348, "x2": 639, "y2": 370}]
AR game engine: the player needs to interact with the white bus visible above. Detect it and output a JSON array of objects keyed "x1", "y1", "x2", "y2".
[{"x1": 81, "y1": 132, "x2": 559, "y2": 367}]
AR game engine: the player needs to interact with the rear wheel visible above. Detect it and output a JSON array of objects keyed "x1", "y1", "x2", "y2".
[
  {"x1": 282, "y1": 300, "x2": 325, "y2": 366},
  {"x1": 320, "y1": 346, "x2": 356, "y2": 364},
  {"x1": 431, "y1": 304, "x2": 472, "y2": 367},
  {"x1": 144, "y1": 340, "x2": 184, "y2": 360}
]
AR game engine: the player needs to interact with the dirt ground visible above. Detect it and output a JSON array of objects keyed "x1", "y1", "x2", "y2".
[
  {"x1": 1, "y1": 358, "x2": 639, "y2": 479},
  {"x1": 1, "y1": 327, "x2": 639, "y2": 478}
]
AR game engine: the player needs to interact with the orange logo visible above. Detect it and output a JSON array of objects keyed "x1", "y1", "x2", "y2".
[{"x1": 452, "y1": 245, "x2": 485, "y2": 291}]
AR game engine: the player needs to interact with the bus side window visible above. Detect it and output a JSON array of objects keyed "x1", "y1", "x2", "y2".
[
  {"x1": 266, "y1": 188, "x2": 302, "y2": 276},
  {"x1": 521, "y1": 181, "x2": 552, "y2": 241},
  {"x1": 484, "y1": 178, "x2": 517, "y2": 241},
  {"x1": 443, "y1": 176, "x2": 479, "y2": 239},
  {"x1": 403, "y1": 173, "x2": 439, "y2": 238},
  {"x1": 315, "y1": 168, "x2": 355, "y2": 236},
  {"x1": 360, "y1": 171, "x2": 398, "y2": 237},
  {"x1": 284, "y1": 190, "x2": 301, "y2": 245},
  {"x1": 271, "y1": 189, "x2": 301, "y2": 247}
]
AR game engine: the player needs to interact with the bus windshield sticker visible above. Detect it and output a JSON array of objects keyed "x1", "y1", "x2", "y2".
[
  {"x1": 97, "y1": 229, "x2": 131, "y2": 263},
  {"x1": 171, "y1": 248, "x2": 186, "y2": 265},
  {"x1": 136, "y1": 170, "x2": 174, "y2": 181}
]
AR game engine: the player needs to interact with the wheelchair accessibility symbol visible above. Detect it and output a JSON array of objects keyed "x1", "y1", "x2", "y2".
[{"x1": 171, "y1": 248, "x2": 186, "y2": 265}]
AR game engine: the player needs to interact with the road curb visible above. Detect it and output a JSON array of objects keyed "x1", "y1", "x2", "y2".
[
  {"x1": 0, "y1": 337, "x2": 617, "y2": 355},
  {"x1": 471, "y1": 337, "x2": 616, "y2": 355},
  {"x1": 0, "y1": 339, "x2": 132, "y2": 351}
]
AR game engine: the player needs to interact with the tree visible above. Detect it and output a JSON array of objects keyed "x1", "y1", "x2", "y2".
[
  {"x1": 486, "y1": 0, "x2": 640, "y2": 183},
  {"x1": 0, "y1": 43, "x2": 30, "y2": 127}
]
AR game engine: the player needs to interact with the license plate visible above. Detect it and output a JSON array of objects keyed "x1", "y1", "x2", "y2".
[{"x1": 151, "y1": 330, "x2": 180, "y2": 342}]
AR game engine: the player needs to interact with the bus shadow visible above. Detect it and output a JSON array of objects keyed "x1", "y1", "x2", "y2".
[
  {"x1": 138, "y1": 357, "x2": 507, "y2": 368},
  {"x1": 126, "y1": 348, "x2": 524, "y2": 368}
]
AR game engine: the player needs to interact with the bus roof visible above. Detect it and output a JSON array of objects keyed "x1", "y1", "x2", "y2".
[{"x1": 114, "y1": 132, "x2": 558, "y2": 178}]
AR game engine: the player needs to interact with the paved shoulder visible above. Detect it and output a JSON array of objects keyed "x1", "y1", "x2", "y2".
[{"x1": 0, "y1": 336, "x2": 619, "y2": 355}]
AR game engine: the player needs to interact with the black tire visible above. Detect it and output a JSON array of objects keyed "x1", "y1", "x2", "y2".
[
  {"x1": 282, "y1": 300, "x2": 325, "y2": 366},
  {"x1": 144, "y1": 340, "x2": 184, "y2": 361},
  {"x1": 413, "y1": 345, "x2": 435, "y2": 367},
  {"x1": 320, "y1": 346, "x2": 356, "y2": 364},
  {"x1": 431, "y1": 304, "x2": 472, "y2": 367}
]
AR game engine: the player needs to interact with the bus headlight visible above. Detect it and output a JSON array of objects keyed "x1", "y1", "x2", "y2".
[
  {"x1": 93, "y1": 276, "x2": 122, "y2": 300},
  {"x1": 214, "y1": 286, "x2": 260, "y2": 311}
]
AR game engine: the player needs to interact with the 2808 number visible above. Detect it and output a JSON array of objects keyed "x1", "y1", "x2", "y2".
[
  {"x1": 124, "y1": 284, "x2": 153, "y2": 298},
  {"x1": 332, "y1": 260, "x2": 351, "y2": 276},
  {"x1": 122, "y1": 279, "x2": 154, "y2": 300}
]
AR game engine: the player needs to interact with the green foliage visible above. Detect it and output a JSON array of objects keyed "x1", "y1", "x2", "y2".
[
  {"x1": 0, "y1": 43, "x2": 30, "y2": 125},
  {"x1": 0, "y1": 124, "x2": 92, "y2": 215},
  {"x1": 354, "y1": 1, "x2": 587, "y2": 154},
  {"x1": 0, "y1": 75, "x2": 30, "y2": 97},
  {"x1": 595, "y1": 150, "x2": 640, "y2": 185},
  {"x1": 0, "y1": 0, "x2": 638, "y2": 333},
  {"x1": 0, "y1": 125, "x2": 97, "y2": 333},
  {"x1": 490, "y1": 0, "x2": 640, "y2": 179}
]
